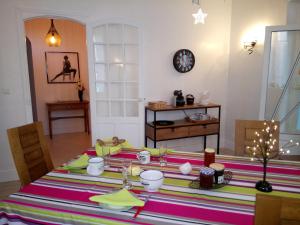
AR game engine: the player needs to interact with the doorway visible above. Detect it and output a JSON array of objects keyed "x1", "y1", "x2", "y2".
[
  {"x1": 24, "y1": 18, "x2": 90, "y2": 136},
  {"x1": 260, "y1": 25, "x2": 300, "y2": 156}
]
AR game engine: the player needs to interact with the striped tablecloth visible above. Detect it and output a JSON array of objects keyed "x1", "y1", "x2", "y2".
[{"x1": 1, "y1": 149, "x2": 300, "y2": 225}]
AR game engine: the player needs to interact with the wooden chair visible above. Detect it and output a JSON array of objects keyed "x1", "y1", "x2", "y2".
[
  {"x1": 235, "y1": 120, "x2": 279, "y2": 156},
  {"x1": 7, "y1": 122, "x2": 53, "y2": 186},
  {"x1": 255, "y1": 194, "x2": 300, "y2": 225}
]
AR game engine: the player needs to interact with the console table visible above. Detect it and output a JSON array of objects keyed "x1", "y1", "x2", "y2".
[
  {"x1": 46, "y1": 101, "x2": 90, "y2": 139},
  {"x1": 145, "y1": 103, "x2": 221, "y2": 153}
]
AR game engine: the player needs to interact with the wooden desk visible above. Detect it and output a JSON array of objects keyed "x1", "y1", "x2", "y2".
[{"x1": 46, "y1": 101, "x2": 89, "y2": 139}]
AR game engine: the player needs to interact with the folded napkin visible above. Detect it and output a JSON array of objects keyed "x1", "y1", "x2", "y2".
[
  {"x1": 64, "y1": 153, "x2": 89, "y2": 169},
  {"x1": 89, "y1": 188, "x2": 144, "y2": 207},
  {"x1": 120, "y1": 140, "x2": 133, "y2": 149},
  {"x1": 143, "y1": 147, "x2": 173, "y2": 156},
  {"x1": 96, "y1": 143, "x2": 122, "y2": 156},
  {"x1": 102, "y1": 138, "x2": 133, "y2": 149}
]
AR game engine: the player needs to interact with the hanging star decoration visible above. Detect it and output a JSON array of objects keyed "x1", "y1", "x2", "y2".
[{"x1": 192, "y1": 8, "x2": 208, "y2": 24}]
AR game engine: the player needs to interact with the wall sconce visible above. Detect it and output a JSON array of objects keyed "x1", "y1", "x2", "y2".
[
  {"x1": 45, "y1": 19, "x2": 62, "y2": 47},
  {"x1": 244, "y1": 41, "x2": 257, "y2": 54}
]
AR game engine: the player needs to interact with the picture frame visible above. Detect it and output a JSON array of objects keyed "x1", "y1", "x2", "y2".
[{"x1": 45, "y1": 51, "x2": 80, "y2": 84}]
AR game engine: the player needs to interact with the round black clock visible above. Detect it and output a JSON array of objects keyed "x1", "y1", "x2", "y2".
[{"x1": 173, "y1": 49, "x2": 195, "y2": 73}]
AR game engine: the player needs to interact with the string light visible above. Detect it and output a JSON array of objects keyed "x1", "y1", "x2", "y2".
[{"x1": 246, "y1": 120, "x2": 299, "y2": 161}]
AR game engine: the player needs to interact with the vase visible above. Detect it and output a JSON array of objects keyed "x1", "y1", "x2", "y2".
[
  {"x1": 78, "y1": 90, "x2": 83, "y2": 102},
  {"x1": 255, "y1": 159, "x2": 272, "y2": 192}
]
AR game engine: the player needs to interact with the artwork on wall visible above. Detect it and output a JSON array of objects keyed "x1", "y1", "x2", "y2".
[{"x1": 45, "y1": 51, "x2": 80, "y2": 83}]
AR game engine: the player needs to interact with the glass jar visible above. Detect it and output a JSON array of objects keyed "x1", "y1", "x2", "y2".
[
  {"x1": 204, "y1": 148, "x2": 215, "y2": 167},
  {"x1": 209, "y1": 163, "x2": 225, "y2": 184},
  {"x1": 199, "y1": 167, "x2": 215, "y2": 189}
]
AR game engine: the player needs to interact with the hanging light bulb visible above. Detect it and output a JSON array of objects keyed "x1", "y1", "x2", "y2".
[
  {"x1": 192, "y1": 0, "x2": 208, "y2": 24},
  {"x1": 45, "y1": 19, "x2": 62, "y2": 47}
]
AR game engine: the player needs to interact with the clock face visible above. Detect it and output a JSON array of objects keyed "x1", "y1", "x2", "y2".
[{"x1": 173, "y1": 49, "x2": 195, "y2": 73}]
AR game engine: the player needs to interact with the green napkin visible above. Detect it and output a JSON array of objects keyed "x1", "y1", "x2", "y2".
[
  {"x1": 120, "y1": 141, "x2": 133, "y2": 149},
  {"x1": 64, "y1": 153, "x2": 89, "y2": 169},
  {"x1": 143, "y1": 147, "x2": 173, "y2": 156},
  {"x1": 96, "y1": 143, "x2": 121, "y2": 156},
  {"x1": 89, "y1": 188, "x2": 144, "y2": 207}
]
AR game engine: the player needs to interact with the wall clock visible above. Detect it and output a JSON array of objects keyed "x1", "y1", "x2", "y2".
[{"x1": 173, "y1": 49, "x2": 195, "y2": 73}]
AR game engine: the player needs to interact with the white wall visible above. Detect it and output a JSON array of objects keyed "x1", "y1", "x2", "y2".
[
  {"x1": 0, "y1": 0, "x2": 232, "y2": 181},
  {"x1": 0, "y1": 0, "x2": 288, "y2": 182},
  {"x1": 224, "y1": 0, "x2": 287, "y2": 150},
  {"x1": 287, "y1": 0, "x2": 300, "y2": 24}
]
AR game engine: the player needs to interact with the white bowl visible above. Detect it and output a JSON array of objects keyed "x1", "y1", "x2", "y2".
[{"x1": 140, "y1": 170, "x2": 164, "y2": 192}]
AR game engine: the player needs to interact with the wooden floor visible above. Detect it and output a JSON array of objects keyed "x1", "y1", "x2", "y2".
[{"x1": 0, "y1": 132, "x2": 91, "y2": 200}]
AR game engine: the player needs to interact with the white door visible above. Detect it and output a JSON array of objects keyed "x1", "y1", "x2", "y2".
[
  {"x1": 260, "y1": 25, "x2": 300, "y2": 154},
  {"x1": 87, "y1": 22, "x2": 143, "y2": 147}
]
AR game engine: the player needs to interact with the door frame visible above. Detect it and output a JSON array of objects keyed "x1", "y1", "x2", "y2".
[
  {"x1": 86, "y1": 19, "x2": 145, "y2": 145},
  {"x1": 259, "y1": 24, "x2": 300, "y2": 120},
  {"x1": 259, "y1": 24, "x2": 300, "y2": 146},
  {"x1": 15, "y1": 7, "x2": 89, "y2": 124}
]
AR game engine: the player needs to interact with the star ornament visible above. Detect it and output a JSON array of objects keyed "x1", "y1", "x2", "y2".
[{"x1": 192, "y1": 8, "x2": 208, "y2": 24}]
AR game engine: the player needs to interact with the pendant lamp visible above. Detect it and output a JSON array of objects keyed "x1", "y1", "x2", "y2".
[{"x1": 45, "y1": 19, "x2": 62, "y2": 47}]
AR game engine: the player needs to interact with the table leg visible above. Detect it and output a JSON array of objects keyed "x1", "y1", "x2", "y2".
[
  {"x1": 48, "y1": 110, "x2": 53, "y2": 139},
  {"x1": 145, "y1": 108, "x2": 147, "y2": 147},
  {"x1": 86, "y1": 107, "x2": 90, "y2": 134},
  {"x1": 84, "y1": 107, "x2": 89, "y2": 133}
]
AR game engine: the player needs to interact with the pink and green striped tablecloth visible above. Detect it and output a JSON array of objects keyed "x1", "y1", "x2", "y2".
[{"x1": 1, "y1": 149, "x2": 300, "y2": 225}]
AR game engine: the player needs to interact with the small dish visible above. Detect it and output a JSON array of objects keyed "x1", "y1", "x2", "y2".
[
  {"x1": 99, "y1": 203, "x2": 132, "y2": 211},
  {"x1": 89, "y1": 189, "x2": 144, "y2": 210},
  {"x1": 189, "y1": 170, "x2": 233, "y2": 190}
]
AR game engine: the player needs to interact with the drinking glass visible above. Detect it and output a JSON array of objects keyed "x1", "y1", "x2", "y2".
[
  {"x1": 103, "y1": 146, "x2": 110, "y2": 169},
  {"x1": 122, "y1": 159, "x2": 133, "y2": 189},
  {"x1": 159, "y1": 145, "x2": 167, "y2": 166}
]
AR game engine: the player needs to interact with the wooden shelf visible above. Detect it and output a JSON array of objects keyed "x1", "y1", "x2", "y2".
[
  {"x1": 147, "y1": 118, "x2": 220, "y2": 129},
  {"x1": 144, "y1": 103, "x2": 221, "y2": 153},
  {"x1": 146, "y1": 103, "x2": 221, "y2": 112}
]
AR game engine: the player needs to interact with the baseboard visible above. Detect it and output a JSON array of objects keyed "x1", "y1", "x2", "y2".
[{"x1": 0, "y1": 169, "x2": 18, "y2": 182}]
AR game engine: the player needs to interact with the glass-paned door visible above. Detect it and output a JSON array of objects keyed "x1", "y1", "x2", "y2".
[
  {"x1": 88, "y1": 23, "x2": 143, "y2": 147},
  {"x1": 261, "y1": 26, "x2": 300, "y2": 155}
]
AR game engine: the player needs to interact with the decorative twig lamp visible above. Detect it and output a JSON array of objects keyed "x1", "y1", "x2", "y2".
[
  {"x1": 247, "y1": 120, "x2": 299, "y2": 192},
  {"x1": 45, "y1": 19, "x2": 62, "y2": 47}
]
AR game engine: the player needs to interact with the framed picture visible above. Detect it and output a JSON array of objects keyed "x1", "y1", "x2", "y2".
[{"x1": 45, "y1": 51, "x2": 80, "y2": 83}]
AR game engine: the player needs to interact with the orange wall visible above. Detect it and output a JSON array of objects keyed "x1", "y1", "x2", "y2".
[{"x1": 25, "y1": 18, "x2": 89, "y2": 135}]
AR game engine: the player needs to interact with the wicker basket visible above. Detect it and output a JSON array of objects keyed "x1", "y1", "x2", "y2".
[{"x1": 148, "y1": 101, "x2": 168, "y2": 109}]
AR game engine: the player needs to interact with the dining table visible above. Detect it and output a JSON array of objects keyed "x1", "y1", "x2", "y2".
[{"x1": 1, "y1": 148, "x2": 300, "y2": 225}]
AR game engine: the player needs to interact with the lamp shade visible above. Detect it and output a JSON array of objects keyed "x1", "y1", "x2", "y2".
[{"x1": 45, "y1": 19, "x2": 62, "y2": 47}]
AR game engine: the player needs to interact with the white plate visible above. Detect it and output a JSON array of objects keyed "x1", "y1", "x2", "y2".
[{"x1": 99, "y1": 203, "x2": 132, "y2": 211}]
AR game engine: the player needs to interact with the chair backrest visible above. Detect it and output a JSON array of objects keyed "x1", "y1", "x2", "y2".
[
  {"x1": 7, "y1": 122, "x2": 53, "y2": 186},
  {"x1": 255, "y1": 194, "x2": 300, "y2": 225},
  {"x1": 235, "y1": 120, "x2": 279, "y2": 156}
]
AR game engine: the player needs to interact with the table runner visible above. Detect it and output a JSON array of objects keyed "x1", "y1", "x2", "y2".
[{"x1": 1, "y1": 149, "x2": 300, "y2": 225}]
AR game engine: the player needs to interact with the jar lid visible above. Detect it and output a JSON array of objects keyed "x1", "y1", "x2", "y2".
[
  {"x1": 200, "y1": 167, "x2": 215, "y2": 175},
  {"x1": 209, "y1": 163, "x2": 225, "y2": 171},
  {"x1": 205, "y1": 148, "x2": 215, "y2": 153}
]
